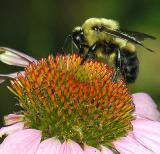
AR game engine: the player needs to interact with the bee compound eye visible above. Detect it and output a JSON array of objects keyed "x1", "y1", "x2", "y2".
[{"x1": 76, "y1": 35, "x2": 81, "y2": 41}]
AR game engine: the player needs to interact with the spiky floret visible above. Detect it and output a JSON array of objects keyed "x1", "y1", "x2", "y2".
[{"x1": 9, "y1": 54, "x2": 135, "y2": 148}]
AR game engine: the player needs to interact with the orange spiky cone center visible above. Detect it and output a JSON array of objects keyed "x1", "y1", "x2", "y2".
[{"x1": 10, "y1": 54, "x2": 135, "y2": 148}]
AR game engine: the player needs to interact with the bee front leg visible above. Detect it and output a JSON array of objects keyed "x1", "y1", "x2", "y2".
[
  {"x1": 80, "y1": 41, "x2": 107, "y2": 65},
  {"x1": 80, "y1": 47, "x2": 95, "y2": 65}
]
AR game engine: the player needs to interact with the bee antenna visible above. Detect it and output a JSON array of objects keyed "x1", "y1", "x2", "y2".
[{"x1": 61, "y1": 34, "x2": 72, "y2": 54}]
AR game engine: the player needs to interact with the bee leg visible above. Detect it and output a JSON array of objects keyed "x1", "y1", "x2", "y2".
[
  {"x1": 80, "y1": 50, "x2": 95, "y2": 65},
  {"x1": 80, "y1": 41, "x2": 107, "y2": 65},
  {"x1": 80, "y1": 43, "x2": 97, "y2": 65},
  {"x1": 61, "y1": 34, "x2": 72, "y2": 54},
  {"x1": 111, "y1": 47, "x2": 122, "y2": 82},
  {"x1": 111, "y1": 68, "x2": 121, "y2": 82}
]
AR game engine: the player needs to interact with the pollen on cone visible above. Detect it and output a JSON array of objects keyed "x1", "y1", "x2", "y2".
[{"x1": 9, "y1": 54, "x2": 135, "y2": 148}]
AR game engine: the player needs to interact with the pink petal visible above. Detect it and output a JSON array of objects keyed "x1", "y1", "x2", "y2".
[
  {"x1": 133, "y1": 93, "x2": 160, "y2": 120},
  {"x1": 101, "y1": 146, "x2": 114, "y2": 154},
  {"x1": 84, "y1": 145, "x2": 102, "y2": 154},
  {"x1": 0, "y1": 129, "x2": 41, "y2": 154},
  {"x1": 36, "y1": 138, "x2": 61, "y2": 154},
  {"x1": 113, "y1": 134, "x2": 152, "y2": 154},
  {"x1": 0, "y1": 47, "x2": 36, "y2": 67},
  {"x1": 132, "y1": 119, "x2": 160, "y2": 153},
  {"x1": 0, "y1": 122, "x2": 24, "y2": 137},
  {"x1": 58, "y1": 140, "x2": 84, "y2": 154},
  {"x1": 4, "y1": 114, "x2": 24, "y2": 125},
  {"x1": 0, "y1": 71, "x2": 24, "y2": 84}
]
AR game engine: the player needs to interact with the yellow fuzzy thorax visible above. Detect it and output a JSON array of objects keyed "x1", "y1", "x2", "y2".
[{"x1": 81, "y1": 18, "x2": 136, "y2": 52}]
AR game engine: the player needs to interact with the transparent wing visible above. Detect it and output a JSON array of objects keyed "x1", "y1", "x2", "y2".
[
  {"x1": 103, "y1": 28, "x2": 156, "y2": 52},
  {"x1": 118, "y1": 29, "x2": 156, "y2": 41}
]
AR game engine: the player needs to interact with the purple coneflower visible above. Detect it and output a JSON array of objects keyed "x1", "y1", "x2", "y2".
[{"x1": 0, "y1": 47, "x2": 160, "y2": 154}]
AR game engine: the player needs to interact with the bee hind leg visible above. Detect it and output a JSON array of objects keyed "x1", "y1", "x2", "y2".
[
  {"x1": 111, "y1": 47, "x2": 122, "y2": 82},
  {"x1": 111, "y1": 68, "x2": 121, "y2": 82}
]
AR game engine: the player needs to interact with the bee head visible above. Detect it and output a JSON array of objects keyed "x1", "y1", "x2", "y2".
[
  {"x1": 72, "y1": 27, "x2": 84, "y2": 46},
  {"x1": 72, "y1": 26, "x2": 89, "y2": 54}
]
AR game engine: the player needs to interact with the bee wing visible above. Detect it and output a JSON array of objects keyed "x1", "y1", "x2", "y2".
[
  {"x1": 118, "y1": 29, "x2": 156, "y2": 41},
  {"x1": 103, "y1": 28, "x2": 156, "y2": 52}
]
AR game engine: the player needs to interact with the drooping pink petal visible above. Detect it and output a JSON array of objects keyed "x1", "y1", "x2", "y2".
[
  {"x1": 0, "y1": 71, "x2": 24, "y2": 84},
  {"x1": 0, "y1": 122, "x2": 24, "y2": 137},
  {"x1": 0, "y1": 129, "x2": 41, "y2": 154},
  {"x1": 101, "y1": 146, "x2": 114, "y2": 154},
  {"x1": 84, "y1": 145, "x2": 102, "y2": 154},
  {"x1": 4, "y1": 114, "x2": 24, "y2": 125},
  {"x1": 0, "y1": 47, "x2": 36, "y2": 67},
  {"x1": 113, "y1": 134, "x2": 153, "y2": 154},
  {"x1": 58, "y1": 140, "x2": 84, "y2": 154},
  {"x1": 133, "y1": 93, "x2": 160, "y2": 121},
  {"x1": 36, "y1": 137, "x2": 61, "y2": 154},
  {"x1": 132, "y1": 119, "x2": 160, "y2": 153}
]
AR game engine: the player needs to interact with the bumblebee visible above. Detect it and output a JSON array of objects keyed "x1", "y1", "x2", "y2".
[{"x1": 72, "y1": 18, "x2": 156, "y2": 83}]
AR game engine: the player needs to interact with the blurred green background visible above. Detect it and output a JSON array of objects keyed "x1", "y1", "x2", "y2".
[{"x1": 0, "y1": 0, "x2": 160, "y2": 127}]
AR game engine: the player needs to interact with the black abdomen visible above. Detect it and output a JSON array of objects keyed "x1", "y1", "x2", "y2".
[{"x1": 120, "y1": 50, "x2": 139, "y2": 83}]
